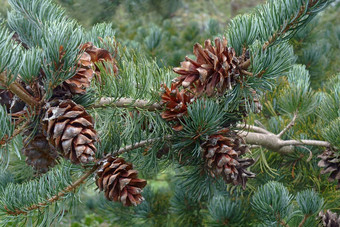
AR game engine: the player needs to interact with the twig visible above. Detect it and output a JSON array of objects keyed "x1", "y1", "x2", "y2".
[
  {"x1": 298, "y1": 214, "x2": 310, "y2": 227},
  {"x1": 277, "y1": 112, "x2": 298, "y2": 138},
  {"x1": 5, "y1": 165, "x2": 98, "y2": 216},
  {"x1": 298, "y1": 145, "x2": 313, "y2": 162},
  {"x1": 111, "y1": 135, "x2": 172, "y2": 157},
  {"x1": 0, "y1": 72, "x2": 39, "y2": 108},
  {"x1": 92, "y1": 97, "x2": 162, "y2": 111},
  {"x1": 0, "y1": 120, "x2": 30, "y2": 146},
  {"x1": 236, "y1": 123, "x2": 273, "y2": 135},
  {"x1": 240, "y1": 69, "x2": 253, "y2": 76}
]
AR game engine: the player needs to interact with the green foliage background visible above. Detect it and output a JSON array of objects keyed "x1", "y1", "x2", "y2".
[{"x1": 0, "y1": 0, "x2": 339, "y2": 226}]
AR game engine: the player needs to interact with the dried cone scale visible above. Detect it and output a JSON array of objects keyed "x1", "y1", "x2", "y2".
[
  {"x1": 201, "y1": 130, "x2": 255, "y2": 189},
  {"x1": 319, "y1": 210, "x2": 340, "y2": 227},
  {"x1": 173, "y1": 37, "x2": 249, "y2": 96},
  {"x1": 43, "y1": 99, "x2": 97, "y2": 164},
  {"x1": 23, "y1": 129, "x2": 58, "y2": 173},
  {"x1": 96, "y1": 156, "x2": 147, "y2": 206},
  {"x1": 160, "y1": 83, "x2": 194, "y2": 131}
]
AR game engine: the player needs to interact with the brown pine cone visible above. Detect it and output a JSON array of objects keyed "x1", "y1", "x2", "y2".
[
  {"x1": 173, "y1": 37, "x2": 249, "y2": 96},
  {"x1": 96, "y1": 156, "x2": 147, "y2": 206},
  {"x1": 319, "y1": 210, "x2": 340, "y2": 227},
  {"x1": 160, "y1": 83, "x2": 194, "y2": 131},
  {"x1": 81, "y1": 42, "x2": 118, "y2": 79},
  {"x1": 23, "y1": 130, "x2": 58, "y2": 173},
  {"x1": 318, "y1": 149, "x2": 340, "y2": 189},
  {"x1": 201, "y1": 130, "x2": 255, "y2": 189},
  {"x1": 43, "y1": 99, "x2": 97, "y2": 164},
  {"x1": 62, "y1": 50, "x2": 95, "y2": 95}
]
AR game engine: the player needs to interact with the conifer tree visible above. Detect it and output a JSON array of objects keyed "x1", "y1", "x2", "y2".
[{"x1": 0, "y1": 0, "x2": 339, "y2": 226}]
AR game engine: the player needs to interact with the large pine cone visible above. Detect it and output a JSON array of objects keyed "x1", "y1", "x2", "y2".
[
  {"x1": 96, "y1": 156, "x2": 147, "y2": 206},
  {"x1": 173, "y1": 37, "x2": 249, "y2": 96},
  {"x1": 319, "y1": 210, "x2": 340, "y2": 227},
  {"x1": 160, "y1": 83, "x2": 194, "y2": 131},
  {"x1": 43, "y1": 99, "x2": 97, "y2": 164},
  {"x1": 318, "y1": 149, "x2": 340, "y2": 189},
  {"x1": 201, "y1": 130, "x2": 255, "y2": 189},
  {"x1": 23, "y1": 130, "x2": 58, "y2": 173}
]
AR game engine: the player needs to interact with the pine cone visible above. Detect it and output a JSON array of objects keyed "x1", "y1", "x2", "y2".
[
  {"x1": 201, "y1": 130, "x2": 255, "y2": 189},
  {"x1": 96, "y1": 156, "x2": 147, "y2": 206},
  {"x1": 43, "y1": 99, "x2": 97, "y2": 164},
  {"x1": 318, "y1": 149, "x2": 340, "y2": 189},
  {"x1": 23, "y1": 130, "x2": 58, "y2": 173},
  {"x1": 160, "y1": 83, "x2": 194, "y2": 131},
  {"x1": 62, "y1": 50, "x2": 95, "y2": 95},
  {"x1": 81, "y1": 42, "x2": 118, "y2": 79},
  {"x1": 0, "y1": 89, "x2": 26, "y2": 113},
  {"x1": 319, "y1": 210, "x2": 340, "y2": 227},
  {"x1": 173, "y1": 37, "x2": 249, "y2": 96}
]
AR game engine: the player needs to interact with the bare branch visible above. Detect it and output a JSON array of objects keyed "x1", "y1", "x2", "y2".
[
  {"x1": 236, "y1": 123, "x2": 274, "y2": 135},
  {"x1": 92, "y1": 97, "x2": 162, "y2": 111},
  {"x1": 237, "y1": 131, "x2": 330, "y2": 154},
  {"x1": 277, "y1": 112, "x2": 298, "y2": 138}
]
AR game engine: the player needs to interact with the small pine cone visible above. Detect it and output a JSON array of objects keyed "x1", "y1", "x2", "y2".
[
  {"x1": 318, "y1": 149, "x2": 340, "y2": 189},
  {"x1": 160, "y1": 83, "x2": 194, "y2": 131},
  {"x1": 81, "y1": 42, "x2": 118, "y2": 79},
  {"x1": 63, "y1": 50, "x2": 95, "y2": 95},
  {"x1": 201, "y1": 130, "x2": 255, "y2": 189},
  {"x1": 23, "y1": 130, "x2": 58, "y2": 173},
  {"x1": 96, "y1": 156, "x2": 147, "y2": 206},
  {"x1": 319, "y1": 210, "x2": 340, "y2": 227},
  {"x1": 43, "y1": 99, "x2": 97, "y2": 164},
  {"x1": 173, "y1": 37, "x2": 249, "y2": 96}
]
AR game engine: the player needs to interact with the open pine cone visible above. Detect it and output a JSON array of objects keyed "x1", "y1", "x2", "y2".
[
  {"x1": 173, "y1": 37, "x2": 249, "y2": 96},
  {"x1": 81, "y1": 42, "x2": 118, "y2": 79},
  {"x1": 201, "y1": 130, "x2": 255, "y2": 189},
  {"x1": 96, "y1": 156, "x2": 147, "y2": 206},
  {"x1": 23, "y1": 129, "x2": 58, "y2": 173},
  {"x1": 318, "y1": 149, "x2": 340, "y2": 189},
  {"x1": 43, "y1": 99, "x2": 97, "y2": 164},
  {"x1": 319, "y1": 210, "x2": 340, "y2": 227},
  {"x1": 160, "y1": 83, "x2": 194, "y2": 131},
  {"x1": 62, "y1": 50, "x2": 95, "y2": 95}
]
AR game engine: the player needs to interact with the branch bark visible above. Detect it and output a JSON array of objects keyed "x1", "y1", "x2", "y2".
[
  {"x1": 0, "y1": 72, "x2": 38, "y2": 107},
  {"x1": 92, "y1": 97, "x2": 162, "y2": 111},
  {"x1": 237, "y1": 131, "x2": 331, "y2": 154},
  {"x1": 277, "y1": 112, "x2": 298, "y2": 138},
  {"x1": 111, "y1": 136, "x2": 171, "y2": 157}
]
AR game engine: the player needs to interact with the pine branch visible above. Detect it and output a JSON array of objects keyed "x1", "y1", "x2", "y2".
[
  {"x1": 5, "y1": 165, "x2": 98, "y2": 216},
  {"x1": 237, "y1": 131, "x2": 331, "y2": 154},
  {"x1": 236, "y1": 123, "x2": 274, "y2": 135},
  {"x1": 111, "y1": 136, "x2": 171, "y2": 157},
  {"x1": 0, "y1": 119, "x2": 29, "y2": 146},
  {"x1": 92, "y1": 97, "x2": 162, "y2": 111},
  {"x1": 262, "y1": 0, "x2": 320, "y2": 50},
  {"x1": 277, "y1": 112, "x2": 298, "y2": 138},
  {"x1": 298, "y1": 214, "x2": 310, "y2": 227},
  {"x1": 0, "y1": 72, "x2": 38, "y2": 107}
]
